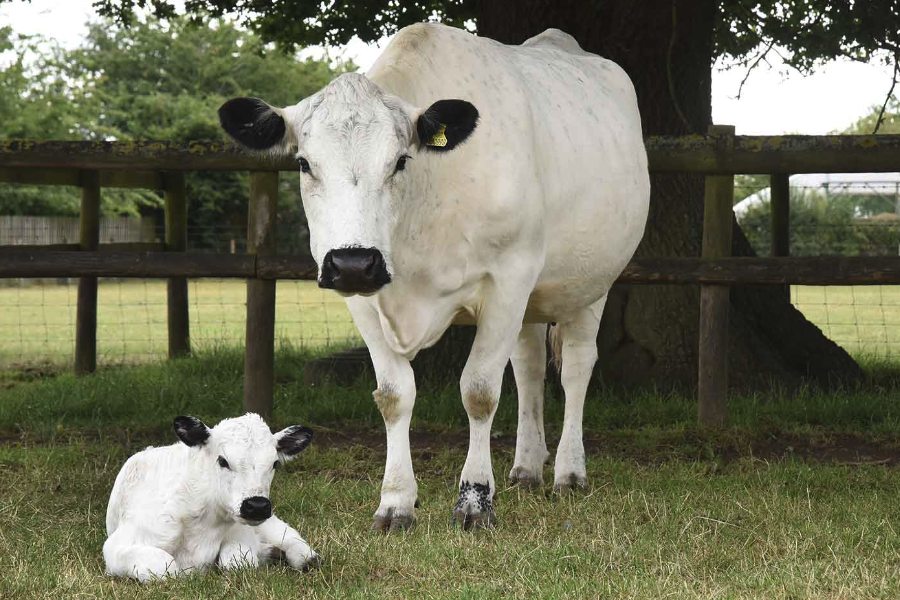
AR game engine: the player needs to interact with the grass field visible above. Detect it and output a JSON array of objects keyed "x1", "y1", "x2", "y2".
[
  {"x1": 0, "y1": 279, "x2": 362, "y2": 366},
  {"x1": 4, "y1": 349, "x2": 900, "y2": 597},
  {"x1": 2, "y1": 280, "x2": 900, "y2": 368}
]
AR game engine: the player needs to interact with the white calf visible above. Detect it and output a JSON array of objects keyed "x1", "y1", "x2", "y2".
[{"x1": 103, "y1": 413, "x2": 319, "y2": 582}]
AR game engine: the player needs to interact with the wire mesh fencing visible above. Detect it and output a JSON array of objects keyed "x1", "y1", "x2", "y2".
[
  {"x1": 0, "y1": 277, "x2": 362, "y2": 368},
  {"x1": 5, "y1": 183, "x2": 900, "y2": 369},
  {"x1": 4, "y1": 275, "x2": 900, "y2": 368}
]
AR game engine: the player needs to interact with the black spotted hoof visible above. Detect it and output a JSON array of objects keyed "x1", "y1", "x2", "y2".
[
  {"x1": 371, "y1": 508, "x2": 417, "y2": 533},
  {"x1": 553, "y1": 474, "x2": 588, "y2": 494},
  {"x1": 452, "y1": 481, "x2": 496, "y2": 530},
  {"x1": 451, "y1": 507, "x2": 497, "y2": 531},
  {"x1": 509, "y1": 466, "x2": 543, "y2": 489}
]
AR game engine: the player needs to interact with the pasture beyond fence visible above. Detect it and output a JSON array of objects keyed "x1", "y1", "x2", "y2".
[{"x1": 2, "y1": 132, "x2": 900, "y2": 424}]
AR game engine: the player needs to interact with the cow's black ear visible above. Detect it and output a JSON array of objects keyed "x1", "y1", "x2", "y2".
[
  {"x1": 416, "y1": 99, "x2": 479, "y2": 152},
  {"x1": 275, "y1": 425, "x2": 314, "y2": 460},
  {"x1": 218, "y1": 97, "x2": 287, "y2": 151},
  {"x1": 173, "y1": 416, "x2": 210, "y2": 447}
]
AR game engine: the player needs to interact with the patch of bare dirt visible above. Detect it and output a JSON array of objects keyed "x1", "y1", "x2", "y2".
[{"x1": 3, "y1": 425, "x2": 900, "y2": 468}]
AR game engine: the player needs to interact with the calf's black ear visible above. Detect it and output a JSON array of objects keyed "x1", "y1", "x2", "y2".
[
  {"x1": 218, "y1": 97, "x2": 287, "y2": 151},
  {"x1": 416, "y1": 99, "x2": 479, "y2": 152},
  {"x1": 173, "y1": 416, "x2": 211, "y2": 447},
  {"x1": 275, "y1": 425, "x2": 314, "y2": 460}
]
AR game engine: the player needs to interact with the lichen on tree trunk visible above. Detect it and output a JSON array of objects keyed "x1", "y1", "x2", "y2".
[{"x1": 415, "y1": 0, "x2": 861, "y2": 389}]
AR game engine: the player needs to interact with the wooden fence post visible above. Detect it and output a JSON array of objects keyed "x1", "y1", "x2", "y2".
[
  {"x1": 244, "y1": 171, "x2": 278, "y2": 422},
  {"x1": 164, "y1": 172, "x2": 190, "y2": 358},
  {"x1": 74, "y1": 170, "x2": 100, "y2": 375},
  {"x1": 698, "y1": 125, "x2": 735, "y2": 426},
  {"x1": 770, "y1": 172, "x2": 791, "y2": 302}
]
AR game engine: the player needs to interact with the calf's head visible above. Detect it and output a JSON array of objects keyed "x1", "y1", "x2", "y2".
[
  {"x1": 173, "y1": 414, "x2": 313, "y2": 525},
  {"x1": 218, "y1": 73, "x2": 478, "y2": 296}
]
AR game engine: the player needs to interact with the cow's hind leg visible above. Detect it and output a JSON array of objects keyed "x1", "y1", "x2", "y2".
[
  {"x1": 103, "y1": 524, "x2": 179, "y2": 582},
  {"x1": 509, "y1": 323, "x2": 549, "y2": 488},
  {"x1": 346, "y1": 297, "x2": 418, "y2": 533},
  {"x1": 554, "y1": 295, "x2": 605, "y2": 493}
]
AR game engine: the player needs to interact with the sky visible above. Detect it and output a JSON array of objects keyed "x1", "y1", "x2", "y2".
[{"x1": 1, "y1": 0, "x2": 896, "y2": 136}]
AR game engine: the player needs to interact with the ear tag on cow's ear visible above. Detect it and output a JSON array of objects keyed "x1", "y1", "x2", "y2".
[{"x1": 426, "y1": 123, "x2": 448, "y2": 147}]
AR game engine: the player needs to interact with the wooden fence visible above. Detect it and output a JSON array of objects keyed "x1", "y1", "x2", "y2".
[{"x1": 2, "y1": 131, "x2": 900, "y2": 424}]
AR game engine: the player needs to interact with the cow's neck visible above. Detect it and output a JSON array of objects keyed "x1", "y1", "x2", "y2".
[{"x1": 180, "y1": 450, "x2": 228, "y2": 530}]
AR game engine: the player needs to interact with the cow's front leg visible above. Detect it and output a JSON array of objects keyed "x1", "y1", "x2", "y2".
[
  {"x1": 256, "y1": 514, "x2": 319, "y2": 570},
  {"x1": 346, "y1": 297, "x2": 418, "y2": 533},
  {"x1": 452, "y1": 290, "x2": 531, "y2": 530},
  {"x1": 218, "y1": 523, "x2": 260, "y2": 570}
]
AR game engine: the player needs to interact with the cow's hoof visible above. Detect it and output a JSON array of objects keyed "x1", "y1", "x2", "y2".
[
  {"x1": 452, "y1": 480, "x2": 496, "y2": 531},
  {"x1": 553, "y1": 473, "x2": 588, "y2": 494},
  {"x1": 451, "y1": 507, "x2": 497, "y2": 531},
  {"x1": 371, "y1": 509, "x2": 417, "y2": 533},
  {"x1": 509, "y1": 466, "x2": 543, "y2": 489}
]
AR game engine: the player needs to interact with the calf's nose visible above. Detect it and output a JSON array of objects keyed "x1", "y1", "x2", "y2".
[
  {"x1": 319, "y1": 247, "x2": 391, "y2": 294},
  {"x1": 240, "y1": 496, "x2": 272, "y2": 521}
]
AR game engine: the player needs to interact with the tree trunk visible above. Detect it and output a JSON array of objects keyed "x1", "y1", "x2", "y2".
[{"x1": 459, "y1": 0, "x2": 859, "y2": 388}]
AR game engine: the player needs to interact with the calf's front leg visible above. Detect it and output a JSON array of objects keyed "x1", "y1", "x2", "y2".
[
  {"x1": 218, "y1": 523, "x2": 260, "y2": 570},
  {"x1": 255, "y1": 514, "x2": 319, "y2": 570}
]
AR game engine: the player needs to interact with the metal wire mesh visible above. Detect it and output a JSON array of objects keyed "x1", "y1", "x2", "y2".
[
  {"x1": 0, "y1": 277, "x2": 362, "y2": 368},
  {"x1": 4, "y1": 182, "x2": 900, "y2": 368}
]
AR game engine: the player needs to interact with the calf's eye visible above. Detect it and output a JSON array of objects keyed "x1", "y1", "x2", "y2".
[
  {"x1": 395, "y1": 155, "x2": 409, "y2": 173},
  {"x1": 298, "y1": 157, "x2": 311, "y2": 173},
  {"x1": 217, "y1": 456, "x2": 230, "y2": 470}
]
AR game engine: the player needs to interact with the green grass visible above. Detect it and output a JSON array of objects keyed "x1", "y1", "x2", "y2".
[
  {"x1": 793, "y1": 286, "x2": 900, "y2": 356},
  {"x1": 3, "y1": 282, "x2": 900, "y2": 370},
  {"x1": 4, "y1": 438, "x2": 900, "y2": 598},
  {"x1": 0, "y1": 279, "x2": 362, "y2": 367},
  {"x1": 4, "y1": 349, "x2": 900, "y2": 597}
]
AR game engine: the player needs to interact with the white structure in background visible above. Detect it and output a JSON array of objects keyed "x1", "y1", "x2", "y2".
[{"x1": 733, "y1": 173, "x2": 900, "y2": 219}]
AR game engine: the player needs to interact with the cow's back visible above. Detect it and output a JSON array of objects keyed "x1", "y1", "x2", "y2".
[
  {"x1": 368, "y1": 24, "x2": 650, "y2": 322},
  {"x1": 106, "y1": 444, "x2": 190, "y2": 535}
]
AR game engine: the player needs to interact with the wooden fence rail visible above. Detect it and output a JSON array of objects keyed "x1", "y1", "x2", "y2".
[
  {"x1": 5, "y1": 250, "x2": 900, "y2": 286},
  {"x1": 2, "y1": 131, "x2": 900, "y2": 424}
]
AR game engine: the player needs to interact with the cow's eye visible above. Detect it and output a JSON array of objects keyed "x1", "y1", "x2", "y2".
[
  {"x1": 298, "y1": 157, "x2": 311, "y2": 173},
  {"x1": 273, "y1": 460, "x2": 280, "y2": 470},
  {"x1": 394, "y1": 155, "x2": 409, "y2": 173},
  {"x1": 217, "y1": 456, "x2": 230, "y2": 470}
]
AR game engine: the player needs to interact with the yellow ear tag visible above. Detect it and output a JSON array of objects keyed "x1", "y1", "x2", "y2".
[{"x1": 426, "y1": 123, "x2": 448, "y2": 147}]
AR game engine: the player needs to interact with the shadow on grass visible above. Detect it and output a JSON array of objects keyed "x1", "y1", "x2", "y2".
[{"x1": 4, "y1": 346, "x2": 900, "y2": 467}]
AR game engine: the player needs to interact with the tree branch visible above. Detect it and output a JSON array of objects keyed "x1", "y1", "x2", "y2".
[
  {"x1": 873, "y1": 55, "x2": 899, "y2": 135},
  {"x1": 735, "y1": 40, "x2": 775, "y2": 100},
  {"x1": 666, "y1": 0, "x2": 693, "y2": 132}
]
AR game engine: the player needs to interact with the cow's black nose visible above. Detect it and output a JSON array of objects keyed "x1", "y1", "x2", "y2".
[
  {"x1": 240, "y1": 496, "x2": 272, "y2": 521},
  {"x1": 319, "y1": 247, "x2": 391, "y2": 293}
]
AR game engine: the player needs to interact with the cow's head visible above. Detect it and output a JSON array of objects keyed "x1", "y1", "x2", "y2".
[
  {"x1": 173, "y1": 414, "x2": 313, "y2": 526},
  {"x1": 218, "y1": 73, "x2": 478, "y2": 296}
]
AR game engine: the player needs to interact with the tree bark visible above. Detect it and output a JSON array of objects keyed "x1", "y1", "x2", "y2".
[{"x1": 456, "y1": 0, "x2": 860, "y2": 389}]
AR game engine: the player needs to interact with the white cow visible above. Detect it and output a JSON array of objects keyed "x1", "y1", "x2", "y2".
[
  {"x1": 103, "y1": 414, "x2": 319, "y2": 581},
  {"x1": 219, "y1": 24, "x2": 650, "y2": 530}
]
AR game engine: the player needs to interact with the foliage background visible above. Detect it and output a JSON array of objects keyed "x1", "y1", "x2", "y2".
[{"x1": 0, "y1": 17, "x2": 350, "y2": 253}]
